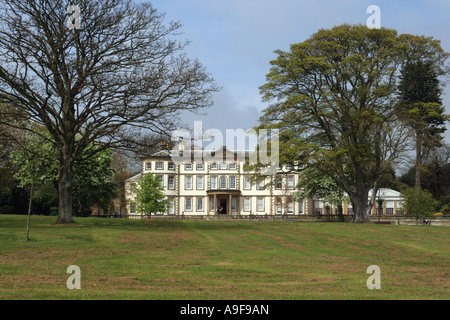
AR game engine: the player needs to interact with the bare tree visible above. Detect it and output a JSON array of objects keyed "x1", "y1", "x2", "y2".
[{"x1": 0, "y1": 0, "x2": 218, "y2": 223}]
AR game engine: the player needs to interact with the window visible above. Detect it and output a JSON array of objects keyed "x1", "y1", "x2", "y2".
[
  {"x1": 168, "y1": 176, "x2": 175, "y2": 190},
  {"x1": 130, "y1": 202, "x2": 136, "y2": 214},
  {"x1": 210, "y1": 197, "x2": 215, "y2": 211},
  {"x1": 286, "y1": 163, "x2": 292, "y2": 170},
  {"x1": 386, "y1": 208, "x2": 394, "y2": 215},
  {"x1": 168, "y1": 162, "x2": 175, "y2": 170},
  {"x1": 229, "y1": 163, "x2": 236, "y2": 170},
  {"x1": 257, "y1": 198, "x2": 264, "y2": 212},
  {"x1": 244, "y1": 198, "x2": 250, "y2": 212},
  {"x1": 287, "y1": 176, "x2": 294, "y2": 189},
  {"x1": 185, "y1": 163, "x2": 192, "y2": 170},
  {"x1": 220, "y1": 163, "x2": 227, "y2": 170},
  {"x1": 220, "y1": 176, "x2": 227, "y2": 189},
  {"x1": 157, "y1": 175, "x2": 163, "y2": 187},
  {"x1": 196, "y1": 163, "x2": 203, "y2": 170},
  {"x1": 276, "y1": 198, "x2": 282, "y2": 214},
  {"x1": 287, "y1": 200, "x2": 294, "y2": 214},
  {"x1": 244, "y1": 176, "x2": 251, "y2": 190},
  {"x1": 185, "y1": 198, "x2": 192, "y2": 211},
  {"x1": 145, "y1": 162, "x2": 152, "y2": 170},
  {"x1": 197, "y1": 198, "x2": 203, "y2": 211},
  {"x1": 196, "y1": 176, "x2": 204, "y2": 190},
  {"x1": 130, "y1": 183, "x2": 137, "y2": 194},
  {"x1": 257, "y1": 179, "x2": 265, "y2": 190},
  {"x1": 230, "y1": 176, "x2": 236, "y2": 189},
  {"x1": 275, "y1": 176, "x2": 282, "y2": 190},
  {"x1": 167, "y1": 199, "x2": 174, "y2": 215},
  {"x1": 185, "y1": 176, "x2": 192, "y2": 190},
  {"x1": 211, "y1": 162, "x2": 217, "y2": 170},
  {"x1": 231, "y1": 197, "x2": 236, "y2": 211},
  {"x1": 211, "y1": 176, "x2": 217, "y2": 189},
  {"x1": 156, "y1": 162, "x2": 163, "y2": 170}
]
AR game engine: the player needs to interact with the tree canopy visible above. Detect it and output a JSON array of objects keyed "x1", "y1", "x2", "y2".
[
  {"x1": 257, "y1": 24, "x2": 448, "y2": 222},
  {"x1": 0, "y1": 0, "x2": 218, "y2": 223}
]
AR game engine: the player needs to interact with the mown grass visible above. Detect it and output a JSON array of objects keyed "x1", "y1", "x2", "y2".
[{"x1": 0, "y1": 214, "x2": 448, "y2": 300}]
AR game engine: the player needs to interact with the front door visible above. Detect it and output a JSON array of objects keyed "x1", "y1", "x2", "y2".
[{"x1": 219, "y1": 199, "x2": 227, "y2": 214}]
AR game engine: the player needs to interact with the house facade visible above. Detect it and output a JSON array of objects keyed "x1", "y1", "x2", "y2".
[{"x1": 125, "y1": 148, "x2": 404, "y2": 217}]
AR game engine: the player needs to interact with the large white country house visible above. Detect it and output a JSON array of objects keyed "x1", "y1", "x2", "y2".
[{"x1": 125, "y1": 147, "x2": 404, "y2": 217}]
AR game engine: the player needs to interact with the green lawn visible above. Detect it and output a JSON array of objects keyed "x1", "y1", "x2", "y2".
[{"x1": 0, "y1": 214, "x2": 448, "y2": 300}]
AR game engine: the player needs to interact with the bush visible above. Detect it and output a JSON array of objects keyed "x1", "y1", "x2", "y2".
[
  {"x1": 401, "y1": 187, "x2": 438, "y2": 218},
  {"x1": 0, "y1": 205, "x2": 15, "y2": 215}
]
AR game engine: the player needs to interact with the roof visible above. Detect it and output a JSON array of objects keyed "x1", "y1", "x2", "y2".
[{"x1": 126, "y1": 173, "x2": 142, "y2": 182}]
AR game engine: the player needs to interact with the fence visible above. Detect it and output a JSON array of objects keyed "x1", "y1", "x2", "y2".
[{"x1": 90, "y1": 213, "x2": 450, "y2": 225}]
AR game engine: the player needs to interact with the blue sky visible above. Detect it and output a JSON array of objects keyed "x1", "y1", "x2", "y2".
[{"x1": 150, "y1": 0, "x2": 450, "y2": 142}]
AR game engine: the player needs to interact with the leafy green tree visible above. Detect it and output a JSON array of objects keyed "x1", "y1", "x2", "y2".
[
  {"x1": 401, "y1": 186, "x2": 438, "y2": 218},
  {"x1": 72, "y1": 148, "x2": 117, "y2": 216},
  {"x1": 257, "y1": 24, "x2": 448, "y2": 223},
  {"x1": 11, "y1": 128, "x2": 118, "y2": 217},
  {"x1": 293, "y1": 167, "x2": 349, "y2": 220},
  {"x1": 10, "y1": 129, "x2": 54, "y2": 241},
  {"x1": 135, "y1": 173, "x2": 169, "y2": 216}
]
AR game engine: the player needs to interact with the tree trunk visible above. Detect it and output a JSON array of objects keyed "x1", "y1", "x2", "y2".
[
  {"x1": 351, "y1": 189, "x2": 371, "y2": 223},
  {"x1": 415, "y1": 131, "x2": 422, "y2": 189},
  {"x1": 25, "y1": 180, "x2": 34, "y2": 241},
  {"x1": 56, "y1": 162, "x2": 75, "y2": 224}
]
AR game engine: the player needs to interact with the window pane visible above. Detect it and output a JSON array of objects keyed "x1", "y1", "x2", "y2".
[
  {"x1": 197, "y1": 198, "x2": 203, "y2": 211},
  {"x1": 257, "y1": 180, "x2": 264, "y2": 190},
  {"x1": 244, "y1": 198, "x2": 250, "y2": 211},
  {"x1": 230, "y1": 176, "x2": 236, "y2": 189},
  {"x1": 288, "y1": 201, "x2": 294, "y2": 214},
  {"x1": 197, "y1": 163, "x2": 203, "y2": 170},
  {"x1": 287, "y1": 176, "x2": 294, "y2": 189},
  {"x1": 168, "y1": 176, "x2": 174, "y2": 189},
  {"x1": 197, "y1": 176, "x2": 203, "y2": 189},
  {"x1": 220, "y1": 176, "x2": 227, "y2": 189},
  {"x1": 220, "y1": 163, "x2": 227, "y2": 170},
  {"x1": 168, "y1": 199, "x2": 174, "y2": 214},
  {"x1": 244, "y1": 176, "x2": 251, "y2": 189},
  {"x1": 211, "y1": 176, "x2": 217, "y2": 189},
  {"x1": 185, "y1": 198, "x2": 192, "y2": 211},
  {"x1": 229, "y1": 163, "x2": 236, "y2": 169},
  {"x1": 276, "y1": 176, "x2": 282, "y2": 189},
  {"x1": 211, "y1": 163, "x2": 217, "y2": 170},
  {"x1": 231, "y1": 197, "x2": 236, "y2": 211},
  {"x1": 156, "y1": 162, "x2": 163, "y2": 169},
  {"x1": 257, "y1": 198, "x2": 264, "y2": 211},
  {"x1": 185, "y1": 176, "x2": 192, "y2": 189},
  {"x1": 168, "y1": 162, "x2": 174, "y2": 170},
  {"x1": 146, "y1": 162, "x2": 152, "y2": 170}
]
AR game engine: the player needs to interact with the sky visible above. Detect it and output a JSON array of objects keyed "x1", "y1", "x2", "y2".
[{"x1": 149, "y1": 0, "x2": 450, "y2": 145}]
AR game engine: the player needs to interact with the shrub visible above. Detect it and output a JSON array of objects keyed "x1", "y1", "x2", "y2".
[{"x1": 401, "y1": 187, "x2": 438, "y2": 218}]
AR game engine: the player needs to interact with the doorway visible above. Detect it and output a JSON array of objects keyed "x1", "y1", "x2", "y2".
[{"x1": 219, "y1": 199, "x2": 227, "y2": 214}]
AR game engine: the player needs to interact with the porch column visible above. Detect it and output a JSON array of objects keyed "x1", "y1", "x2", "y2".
[{"x1": 207, "y1": 196, "x2": 210, "y2": 217}]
